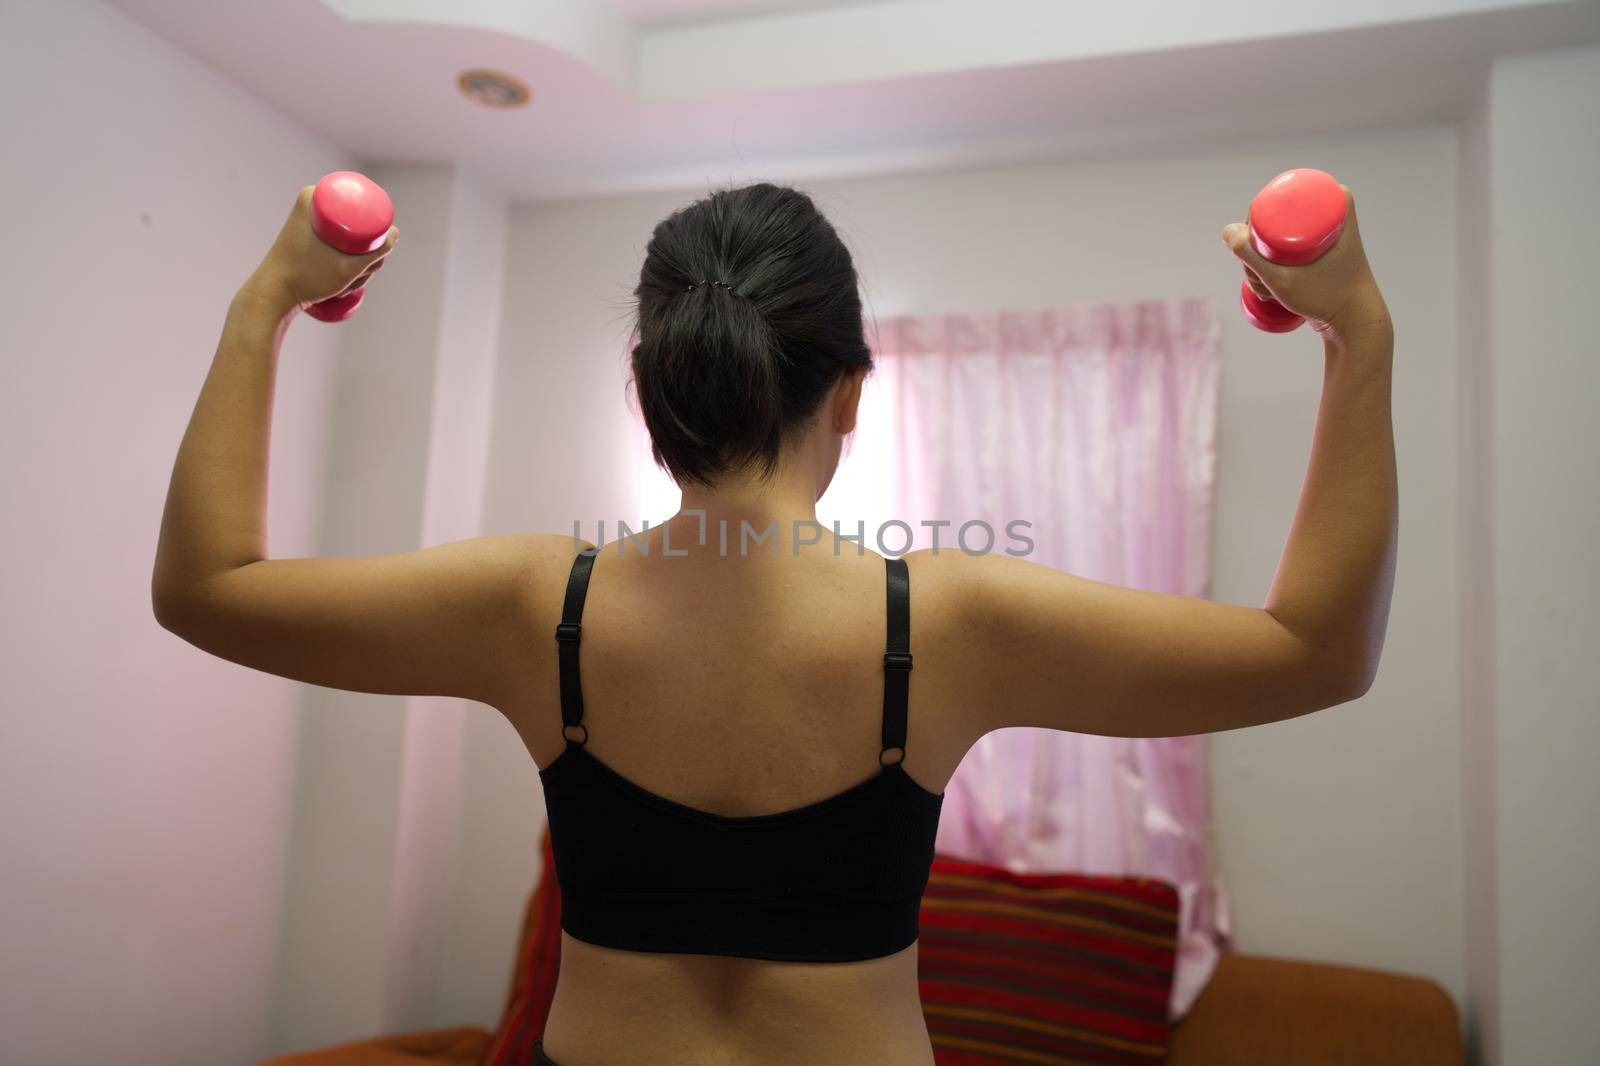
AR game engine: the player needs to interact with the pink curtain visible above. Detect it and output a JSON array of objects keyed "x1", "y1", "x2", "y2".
[{"x1": 821, "y1": 298, "x2": 1229, "y2": 1018}]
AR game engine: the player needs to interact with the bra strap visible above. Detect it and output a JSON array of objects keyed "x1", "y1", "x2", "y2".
[
  {"x1": 555, "y1": 549, "x2": 597, "y2": 745},
  {"x1": 881, "y1": 555, "x2": 912, "y2": 766}
]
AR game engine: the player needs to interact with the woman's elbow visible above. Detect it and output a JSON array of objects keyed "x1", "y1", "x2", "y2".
[
  {"x1": 1322, "y1": 651, "x2": 1380, "y2": 707},
  {"x1": 151, "y1": 581, "x2": 199, "y2": 636}
]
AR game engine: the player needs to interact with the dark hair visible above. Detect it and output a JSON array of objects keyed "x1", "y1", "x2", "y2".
[{"x1": 630, "y1": 182, "x2": 873, "y2": 486}]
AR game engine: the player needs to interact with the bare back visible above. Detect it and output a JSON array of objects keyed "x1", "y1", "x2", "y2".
[{"x1": 499, "y1": 529, "x2": 981, "y2": 1066}]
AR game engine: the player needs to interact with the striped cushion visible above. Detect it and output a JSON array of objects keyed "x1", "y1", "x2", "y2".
[
  {"x1": 476, "y1": 826, "x2": 562, "y2": 1066},
  {"x1": 918, "y1": 856, "x2": 1180, "y2": 1065}
]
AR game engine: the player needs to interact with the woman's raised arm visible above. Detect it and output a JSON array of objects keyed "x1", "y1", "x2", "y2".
[
  {"x1": 151, "y1": 188, "x2": 574, "y2": 708},
  {"x1": 939, "y1": 187, "x2": 1398, "y2": 740}
]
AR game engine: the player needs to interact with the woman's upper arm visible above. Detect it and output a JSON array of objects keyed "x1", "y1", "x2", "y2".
[
  {"x1": 152, "y1": 533, "x2": 581, "y2": 708},
  {"x1": 929, "y1": 549, "x2": 1365, "y2": 740}
]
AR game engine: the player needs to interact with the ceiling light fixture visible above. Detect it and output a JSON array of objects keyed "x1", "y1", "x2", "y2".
[{"x1": 457, "y1": 69, "x2": 531, "y2": 109}]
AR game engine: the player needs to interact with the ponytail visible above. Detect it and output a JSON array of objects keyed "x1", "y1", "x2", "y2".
[{"x1": 630, "y1": 183, "x2": 872, "y2": 486}]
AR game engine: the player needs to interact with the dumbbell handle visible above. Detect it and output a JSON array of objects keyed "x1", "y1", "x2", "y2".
[
  {"x1": 1239, "y1": 168, "x2": 1346, "y2": 333},
  {"x1": 304, "y1": 171, "x2": 394, "y2": 324}
]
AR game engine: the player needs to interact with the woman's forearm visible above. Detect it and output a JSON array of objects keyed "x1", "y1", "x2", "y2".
[
  {"x1": 1263, "y1": 316, "x2": 1399, "y2": 696},
  {"x1": 152, "y1": 288, "x2": 296, "y2": 604}
]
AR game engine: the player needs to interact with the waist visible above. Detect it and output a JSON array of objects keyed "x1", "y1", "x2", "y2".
[{"x1": 542, "y1": 930, "x2": 937, "y2": 1066}]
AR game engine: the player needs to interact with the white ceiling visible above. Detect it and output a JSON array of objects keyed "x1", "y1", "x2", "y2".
[
  {"x1": 611, "y1": 0, "x2": 868, "y2": 27},
  {"x1": 107, "y1": 0, "x2": 1600, "y2": 203}
]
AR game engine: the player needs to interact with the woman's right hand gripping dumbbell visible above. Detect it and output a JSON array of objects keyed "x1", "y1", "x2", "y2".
[{"x1": 1223, "y1": 184, "x2": 1392, "y2": 346}]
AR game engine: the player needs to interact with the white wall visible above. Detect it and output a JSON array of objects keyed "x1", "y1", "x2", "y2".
[
  {"x1": 1457, "y1": 69, "x2": 1500, "y2": 1066},
  {"x1": 1482, "y1": 44, "x2": 1600, "y2": 1066},
  {"x1": 272, "y1": 164, "x2": 508, "y2": 1055},
  {"x1": 460, "y1": 123, "x2": 1466, "y2": 1025},
  {"x1": 0, "y1": 2, "x2": 348, "y2": 1064}
]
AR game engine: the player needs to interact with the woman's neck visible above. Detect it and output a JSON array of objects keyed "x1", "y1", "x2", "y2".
[{"x1": 670, "y1": 462, "x2": 824, "y2": 555}]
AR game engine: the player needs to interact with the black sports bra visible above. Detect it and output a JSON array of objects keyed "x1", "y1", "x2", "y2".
[{"x1": 538, "y1": 551, "x2": 945, "y2": 962}]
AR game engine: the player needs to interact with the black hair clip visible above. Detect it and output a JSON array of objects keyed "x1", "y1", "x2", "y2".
[{"x1": 685, "y1": 279, "x2": 734, "y2": 293}]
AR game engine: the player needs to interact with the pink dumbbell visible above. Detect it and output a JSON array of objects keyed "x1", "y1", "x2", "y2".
[
  {"x1": 304, "y1": 171, "x2": 394, "y2": 323},
  {"x1": 1239, "y1": 168, "x2": 1347, "y2": 333}
]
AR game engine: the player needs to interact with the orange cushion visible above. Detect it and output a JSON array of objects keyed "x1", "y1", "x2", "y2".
[
  {"x1": 476, "y1": 826, "x2": 562, "y2": 1066},
  {"x1": 1167, "y1": 953, "x2": 1465, "y2": 1065}
]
